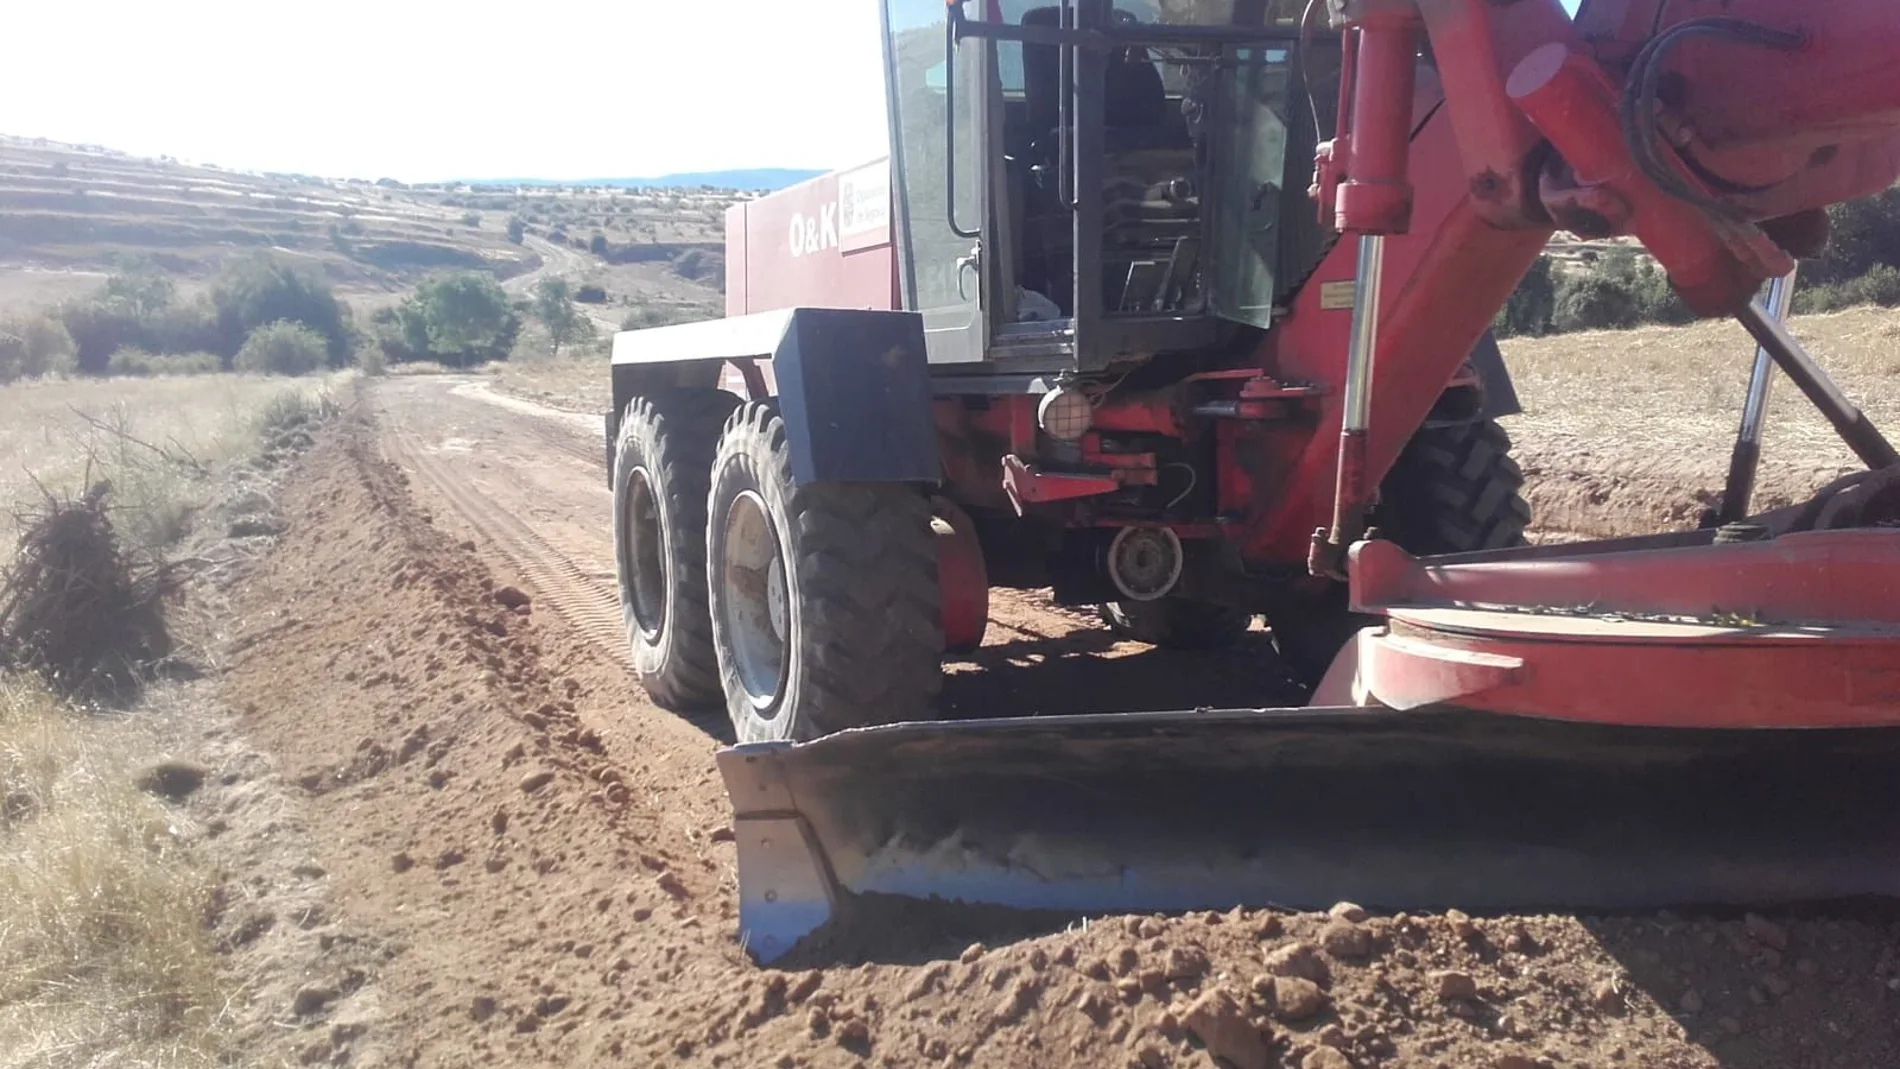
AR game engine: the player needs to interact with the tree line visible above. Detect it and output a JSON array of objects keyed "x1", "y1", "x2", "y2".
[
  {"x1": 1497, "y1": 189, "x2": 1900, "y2": 338},
  {"x1": 1, "y1": 256, "x2": 604, "y2": 384}
]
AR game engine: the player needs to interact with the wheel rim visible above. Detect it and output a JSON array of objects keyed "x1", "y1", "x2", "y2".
[
  {"x1": 720, "y1": 489, "x2": 788, "y2": 712},
  {"x1": 620, "y1": 466, "x2": 666, "y2": 637}
]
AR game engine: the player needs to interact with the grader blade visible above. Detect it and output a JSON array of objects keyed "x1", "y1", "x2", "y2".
[{"x1": 718, "y1": 708, "x2": 1900, "y2": 963}]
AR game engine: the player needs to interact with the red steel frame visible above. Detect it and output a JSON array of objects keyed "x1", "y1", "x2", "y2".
[
  {"x1": 1329, "y1": 531, "x2": 1900, "y2": 728},
  {"x1": 715, "y1": 0, "x2": 1900, "y2": 728}
]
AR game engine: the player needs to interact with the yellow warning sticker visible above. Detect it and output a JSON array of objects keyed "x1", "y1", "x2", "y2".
[{"x1": 1318, "y1": 281, "x2": 1356, "y2": 311}]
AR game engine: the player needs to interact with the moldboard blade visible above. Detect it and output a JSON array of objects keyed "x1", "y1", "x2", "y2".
[{"x1": 715, "y1": 707, "x2": 1900, "y2": 963}]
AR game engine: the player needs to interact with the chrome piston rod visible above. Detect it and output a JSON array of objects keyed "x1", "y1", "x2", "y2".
[
  {"x1": 1719, "y1": 270, "x2": 1797, "y2": 523},
  {"x1": 1735, "y1": 298, "x2": 1900, "y2": 472}
]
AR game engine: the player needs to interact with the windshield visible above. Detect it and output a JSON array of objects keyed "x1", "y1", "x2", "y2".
[{"x1": 988, "y1": 0, "x2": 1305, "y2": 95}]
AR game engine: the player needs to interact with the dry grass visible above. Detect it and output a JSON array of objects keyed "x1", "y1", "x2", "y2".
[
  {"x1": 0, "y1": 373, "x2": 348, "y2": 1067},
  {"x1": 1501, "y1": 304, "x2": 1900, "y2": 537},
  {"x1": 1502, "y1": 304, "x2": 1900, "y2": 471},
  {"x1": 0, "y1": 675, "x2": 223, "y2": 1069},
  {"x1": 489, "y1": 352, "x2": 612, "y2": 414},
  {"x1": 0, "y1": 373, "x2": 344, "y2": 558}
]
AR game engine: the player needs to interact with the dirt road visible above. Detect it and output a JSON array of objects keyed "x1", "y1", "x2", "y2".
[
  {"x1": 210, "y1": 377, "x2": 1900, "y2": 1069},
  {"x1": 371, "y1": 375, "x2": 1308, "y2": 723},
  {"x1": 507, "y1": 236, "x2": 624, "y2": 333}
]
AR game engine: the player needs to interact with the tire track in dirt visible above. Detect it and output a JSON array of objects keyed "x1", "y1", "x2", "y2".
[{"x1": 380, "y1": 423, "x2": 629, "y2": 656}]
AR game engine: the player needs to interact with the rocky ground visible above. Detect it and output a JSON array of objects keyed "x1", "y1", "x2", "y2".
[{"x1": 126, "y1": 378, "x2": 1900, "y2": 1068}]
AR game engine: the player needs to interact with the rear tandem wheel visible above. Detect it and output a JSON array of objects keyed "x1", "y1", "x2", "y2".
[{"x1": 611, "y1": 389, "x2": 740, "y2": 709}]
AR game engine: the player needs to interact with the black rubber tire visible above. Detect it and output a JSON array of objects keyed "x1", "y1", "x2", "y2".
[
  {"x1": 1270, "y1": 419, "x2": 1532, "y2": 685},
  {"x1": 1099, "y1": 599, "x2": 1253, "y2": 650},
  {"x1": 707, "y1": 401, "x2": 944, "y2": 743},
  {"x1": 1376, "y1": 418, "x2": 1534, "y2": 553},
  {"x1": 611, "y1": 389, "x2": 740, "y2": 709}
]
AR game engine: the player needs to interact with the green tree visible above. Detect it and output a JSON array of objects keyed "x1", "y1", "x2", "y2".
[
  {"x1": 531, "y1": 278, "x2": 591, "y2": 357},
  {"x1": 211, "y1": 253, "x2": 351, "y2": 366},
  {"x1": 399, "y1": 273, "x2": 521, "y2": 367},
  {"x1": 234, "y1": 320, "x2": 330, "y2": 376},
  {"x1": 1804, "y1": 187, "x2": 1900, "y2": 286}
]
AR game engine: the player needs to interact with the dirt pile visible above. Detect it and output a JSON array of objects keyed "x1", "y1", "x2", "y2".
[{"x1": 206, "y1": 394, "x2": 1899, "y2": 1068}]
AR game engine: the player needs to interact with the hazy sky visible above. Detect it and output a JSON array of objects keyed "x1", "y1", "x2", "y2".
[{"x1": 2, "y1": 0, "x2": 1582, "y2": 182}]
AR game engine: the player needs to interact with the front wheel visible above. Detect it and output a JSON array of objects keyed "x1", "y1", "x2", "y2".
[{"x1": 706, "y1": 402, "x2": 944, "y2": 743}]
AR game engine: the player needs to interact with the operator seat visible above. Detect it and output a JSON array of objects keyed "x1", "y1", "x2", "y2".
[
  {"x1": 1021, "y1": 6, "x2": 1171, "y2": 138},
  {"x1": 1017, "y1": 7, "x2": 1187, "y2": 316}
]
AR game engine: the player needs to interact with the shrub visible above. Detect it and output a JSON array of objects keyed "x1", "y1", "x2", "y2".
[
  {"x1": 1794, "y1": 283, "x2": 1854, "y2": 316},
  {"x1": 1629, "y1": 263, "x2": 1694, "y2": 326},
  {"x1": 671, "y1": 247, "x2": 718, "y2": 282},
  {"x1": 104, "y1": 347, "x2": 161, "y2": 376},
  {"x1": 0, "y1": 314, "x2": 77, "y2": 379},
  {"x1": 234, "y1": 321, "x2": 330, "y2": 376},
  {"x1": 255, "y1": 388, "x2": 340, "y2": 441},
  {"x1": 105, "y1": 347, "x2": 221, "y2": 377},
  {"x1": 1495, "y1": 255, "x2": 1556, "y2": 338},
  {"x1": 1553, "y1": 273, "x2": 1641, "y2": 332},
  {"x1": 461, "y1": 211, "x2": 482, "y2": 228},
  {"x1": 1851, "y1": 263, "x2": 1900, "y2": 307},
  {"x1": 161, "y1": 352, "x2": 223, "y2": 375},
  {"x1": 0, "y1": 332, "x2": 25, "y2": 384},
  {"x1": 506, "y1": 216, "x2": 525, "y2": 244},
  {"x1": 58, "y1": 299, "x2": 147, "y2": 375},
  {"x1": 211, "y1": 253, "x2": 351, "y2": 367},
  {"x1": 621, "y1": 305, "x2": 706, "y2": 330},
  {"x1": 589, "y1": 233, "x2": 609, "y2": 257},
  {"x1": 1803, "y1": 187, "x2": 1900, "y2": 287},
  {"x1": 147, "y1": 299, "x2": 221, "y2": 357}
]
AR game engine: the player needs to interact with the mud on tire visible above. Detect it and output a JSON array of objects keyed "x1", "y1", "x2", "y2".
[
  {"x1": 612, "y1": 389, "x2": 740, "y2": 709},
  {"x1": 707, "y1": 401, "x2": 943, "y2": 743},
  {"x1": 1099, "y1": 598, "x2": 1252, "y2": 650}
]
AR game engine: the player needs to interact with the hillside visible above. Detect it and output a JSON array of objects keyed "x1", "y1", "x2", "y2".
[
  {"x1": 465, "y1": 168, "x2": 824, "y2": 192},
  {"x1": 0, "y1": 136, "x2": 735, "y2": 326}
]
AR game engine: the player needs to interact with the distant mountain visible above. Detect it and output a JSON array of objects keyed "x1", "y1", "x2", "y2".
[{"x1": 464, "y1": 168, "x2": 826, "y2": 192}]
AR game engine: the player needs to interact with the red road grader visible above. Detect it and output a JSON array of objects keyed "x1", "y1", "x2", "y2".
[{"x1": 606, "y1": 0, "x2": 1900, "y2": 961}]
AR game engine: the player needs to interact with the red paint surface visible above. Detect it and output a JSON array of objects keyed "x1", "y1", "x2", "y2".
[{"x1": 725, "y1": 164, "x2": 899, "y2": 316}]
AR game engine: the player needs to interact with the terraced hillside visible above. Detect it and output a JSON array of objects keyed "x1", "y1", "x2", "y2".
[
  {"x1": 0, "y1": 136, "x2": 734, "y2": 324},
  {"x1": 0, "y1": 137, "x2": 529, "y2": 308}
]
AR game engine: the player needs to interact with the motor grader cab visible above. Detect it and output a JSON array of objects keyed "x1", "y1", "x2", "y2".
[
  {"x1": 608, "y1": 0, "x2": 1900, "y2": 963},
  {"x1": 890, "y1": 0, "x2": 1319, "y2": 359}
]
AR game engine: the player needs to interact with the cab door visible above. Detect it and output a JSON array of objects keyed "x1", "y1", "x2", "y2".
[{"x1": 881, "y1": 0, "x2": 1004, "y2": 364}]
